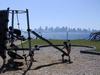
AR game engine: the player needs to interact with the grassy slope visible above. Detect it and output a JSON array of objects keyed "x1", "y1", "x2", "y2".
[{"x1": 21, "y1": 39, "x2": 100, "y2": 51}]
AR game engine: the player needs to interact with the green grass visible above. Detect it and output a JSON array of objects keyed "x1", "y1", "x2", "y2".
[
  {"x1": 21, "y1": 39, "x2": 100, "y2": 52},
  {"x1": 21, "y1": 39, "x2": 65, "y2": 47},
  {"x1": 70, "y1": 40, "x2": 100, "y2": 52}
]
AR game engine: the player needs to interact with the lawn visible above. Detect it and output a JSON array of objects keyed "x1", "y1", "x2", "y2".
[
  {"x1": 71, "y1": 40, "x2": 100, "y2": 52},
  {"x1": 20, "y1": 39, "x2": 65, "y2": 47},
  {"x1": 21, "y1": 39, "x2": 100, "y2": 52}
]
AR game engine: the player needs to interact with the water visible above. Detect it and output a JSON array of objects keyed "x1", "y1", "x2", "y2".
[
  {"x1": 21, "y1": 31, "x2": 90, "y2": 40},
  {"x1": 42, "y1": 32, "x2": 90, "y2": 40}
]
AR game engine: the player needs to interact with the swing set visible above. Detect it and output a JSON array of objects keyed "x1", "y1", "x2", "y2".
[{"x1": 0, "y1": 8, "x2": 72, "y2": 74}]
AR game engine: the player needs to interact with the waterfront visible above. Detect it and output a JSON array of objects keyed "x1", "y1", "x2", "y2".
[{"x1": 22, "y1": 31, "x2": 90, "y2": 40}]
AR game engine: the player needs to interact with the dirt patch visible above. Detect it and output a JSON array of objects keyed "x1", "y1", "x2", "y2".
[{"x1": 0, "y1": 47, "x2": 100, "y2": 75}]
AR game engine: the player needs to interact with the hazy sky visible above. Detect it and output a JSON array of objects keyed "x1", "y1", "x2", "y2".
[{"x1": 0, "y1": 0, "x2": 100, "y2": 30}]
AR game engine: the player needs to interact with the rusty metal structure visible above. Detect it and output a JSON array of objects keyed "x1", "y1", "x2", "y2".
[{"x1": 0, "y1": 8, "x2": 72, "y2": 75}]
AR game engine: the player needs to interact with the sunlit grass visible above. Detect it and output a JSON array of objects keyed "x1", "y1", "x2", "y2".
[
  {"x1": 70, "y1": 40, "x2": 100, "y2": 52},
  {"x1": 21, "y1": 39, "x2": 100, "y2": 52},
  {"x1": 21, "y1": 39, "x2": 65, "y2": 47}
]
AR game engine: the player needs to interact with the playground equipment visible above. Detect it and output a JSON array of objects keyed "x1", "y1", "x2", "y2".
[
  {"x1": 89, "y1": 31, "x2": 100, "y2": 41},
  {"x1": 0, "y1": 8, "x2": 72, "y2": 74},
  {"x1": 0, "y1": 8, "x2": 35, "y2": 75}
]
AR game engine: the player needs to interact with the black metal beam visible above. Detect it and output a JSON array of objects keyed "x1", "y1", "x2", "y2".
[{"x1": 31, "y1": 30, "x2": 69, "y2": 56}]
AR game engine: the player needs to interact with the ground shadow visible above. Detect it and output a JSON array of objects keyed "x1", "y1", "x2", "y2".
[
  {"x1": 33, "y1": 60, "x2": 70, "y2": 70},
  {"x1": 0, "y1": 63, "x2": 22, "y2": 73}
]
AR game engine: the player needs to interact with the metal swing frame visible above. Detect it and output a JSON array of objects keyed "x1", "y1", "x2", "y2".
[
  {"x1": 8, "y1": 8, "x2": 32, "y2": 52},
  {"x1": 7, "y1": 8, "x2": 72, "y2": 63},
  {"x1": 0, "y1": 8, "x2": 72, "y2": 75},
  {"x1": 0, "y1": 8, "x2": 34, "y2": 74}
]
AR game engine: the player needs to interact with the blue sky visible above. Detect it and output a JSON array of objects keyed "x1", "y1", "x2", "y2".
[{"x1": 0, "y1": 0, "x2": 100, "y2": 30}]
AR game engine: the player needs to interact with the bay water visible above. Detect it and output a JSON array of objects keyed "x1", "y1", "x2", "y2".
[{"x1": 22, "y1": 31, "x2": 90, "y2": 40}]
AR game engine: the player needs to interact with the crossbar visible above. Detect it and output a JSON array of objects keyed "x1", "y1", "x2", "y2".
[{"x1": 31, "y1": 30, "x2": 69, "y2": 56}]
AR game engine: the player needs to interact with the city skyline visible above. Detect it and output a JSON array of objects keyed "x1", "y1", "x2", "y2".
[
  {"x1": 0, "y1": 0, "x2": 100, "y2": 30},
  {"x1": 33, "y1": 26, "x2": 97, "y2": 32}
]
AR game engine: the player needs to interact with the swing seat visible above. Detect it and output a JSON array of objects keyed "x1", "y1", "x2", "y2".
[{"x1": 8, "y1": 51, "x2": 24, "y2": 59}]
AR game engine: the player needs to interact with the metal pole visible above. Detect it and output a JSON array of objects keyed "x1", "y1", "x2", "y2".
[
  {"x1": 67, "y1": 31, "x2": 68, "y2": 40},
  {"x1": 26, "y1": 9, "x2": 33, "y2": 55},
  {"x1": 11, "y1": 11, "x2": 14, "y2": 29},
  {"x1": 23, "y1": 9, "x2": 34, "y2": 75},
  {"x1": 11, "y1": 10, "x2": 14, "y2": 45},
  {"x1": 66, "y1": 27, "x2": 68, "y2": 41}
]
